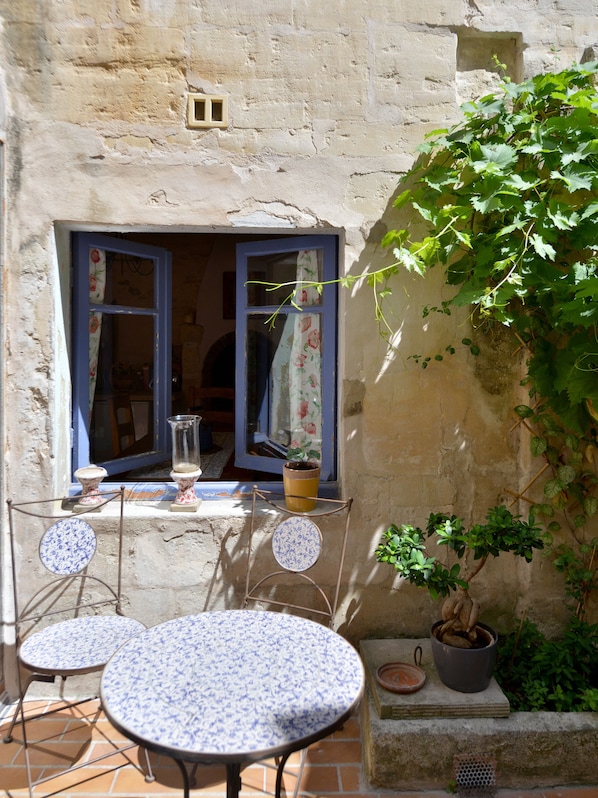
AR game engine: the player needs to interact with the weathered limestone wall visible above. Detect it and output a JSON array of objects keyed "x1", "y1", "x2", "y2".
[{"x1": 1, "y1": 1, "x2": 597, "y2": 692}]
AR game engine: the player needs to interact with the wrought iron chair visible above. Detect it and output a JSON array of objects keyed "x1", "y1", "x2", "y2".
[
  {"x1": 3, "y1": 488, "x2": 154, "y2": 797},
  {"x1": 242, "y1": 486, "x2": 354, "y2": 798},
  {"x1": 244, "y1": 487, "x2": 353, "y2": 626}
]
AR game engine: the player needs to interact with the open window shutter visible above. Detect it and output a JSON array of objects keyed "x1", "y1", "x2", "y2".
[
  {"x1": 234, "y1": 236, "x2": 337, "y2": 480},
  {"x1": 72, "y1": 232, "x2": 172, "y2": 477}
]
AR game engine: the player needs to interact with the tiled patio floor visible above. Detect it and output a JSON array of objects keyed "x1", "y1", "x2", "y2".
[{"x1": 0, "y1": 699, "x2": 596, "y2": 798}]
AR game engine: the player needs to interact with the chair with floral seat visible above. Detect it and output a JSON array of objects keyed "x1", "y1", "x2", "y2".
[
  {"x1": 239, "y1": 486, "x2": 353, "y2": 797},
  {"x1": 243, "y1": 487, "x2": 353, "y2": 627},
  {"x1": 3, "y1": 488, "x2": 154, "y2": 797}
]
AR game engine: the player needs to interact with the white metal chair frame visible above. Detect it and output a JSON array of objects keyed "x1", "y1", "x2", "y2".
[
  {"x1": 244, "y1": 487, "x2": 353, "y2": 626},
  {"x1": 241, "y1": 487, "x2": 353, "y2": 797},
  {"x1": 3, "y1": 488, "x2": 154, "y2": 796}
]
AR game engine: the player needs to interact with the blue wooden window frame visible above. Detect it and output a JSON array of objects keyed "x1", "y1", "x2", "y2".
[
  {"x1": 234, "y1": 235, "x2": 337, "y2": 481},
  {"x1": 72, "y1": 232, "x2": 172, "y2": 478}
]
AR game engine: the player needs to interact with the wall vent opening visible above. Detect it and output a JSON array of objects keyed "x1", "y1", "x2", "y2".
[
  {"x1": 186, "y1": 94, "x2": 228, "y2": 129},
  {"x1": 454, "y1": 752, "x2": 497, "y2": 798}
]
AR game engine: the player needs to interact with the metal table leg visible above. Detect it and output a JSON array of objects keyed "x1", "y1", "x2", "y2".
[
  {"x1": 275, "y1": 751, "x2": 292, "y2": 798},
  {"x1": 226, "y1": 762, "x2": 242, "y2": 798},
  {"x1": 175, "y1": 759, "x2": 191, "y2": 798}
]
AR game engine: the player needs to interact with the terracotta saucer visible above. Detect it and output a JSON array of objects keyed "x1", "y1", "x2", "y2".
[{"x1": 376, "y1": 661, "x2": 426, "y2": 694}]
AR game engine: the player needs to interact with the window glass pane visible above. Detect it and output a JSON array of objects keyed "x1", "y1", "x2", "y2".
[
  {"x1": 90, "y1": 247, "x2": 155, "y2": 309},
  {"x1": 89, "y1": 315, "x2": 155, "y2": 462},
  {"x1": 245, "y1": 249, "x2": 322, "y2": 308},
  {"x1": 246, "y1": 312, "x2": 322, "y2": 463}
]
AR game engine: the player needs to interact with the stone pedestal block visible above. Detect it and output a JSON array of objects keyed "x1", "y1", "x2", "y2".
[{"x1": 360, "y1": 639, "x2": 598, "y2": 791}]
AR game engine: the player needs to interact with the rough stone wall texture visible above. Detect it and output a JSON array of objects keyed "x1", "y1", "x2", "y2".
[{"x1": 1, "y1": 1, "x2": 597, "y2": 693}]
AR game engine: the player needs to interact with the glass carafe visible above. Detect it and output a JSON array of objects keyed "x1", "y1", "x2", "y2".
[{"x1": 168, "y1": 415, "x2": 202, "y2": 473}]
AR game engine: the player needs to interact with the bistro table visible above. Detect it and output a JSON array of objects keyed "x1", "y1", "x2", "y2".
[{"x1": 100, "y1": 610, "x2": 365, "y2": 798}]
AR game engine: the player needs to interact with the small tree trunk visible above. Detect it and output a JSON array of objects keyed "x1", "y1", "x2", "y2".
[{"x1": 437, "y1": 586, "x2": 481, "y2": 647}]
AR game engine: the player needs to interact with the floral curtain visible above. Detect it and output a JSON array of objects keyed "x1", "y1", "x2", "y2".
[
  {"x1": 88, "y1": 247, "x2": 107, "y2": 420},
  {"x1": 288, "y1": 249, "x2": 322, "y2": 462}
]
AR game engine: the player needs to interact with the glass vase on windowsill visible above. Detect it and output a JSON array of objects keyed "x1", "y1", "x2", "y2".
[{"x1": 168, "y1": 415, "x2": 202, "y2": 512}]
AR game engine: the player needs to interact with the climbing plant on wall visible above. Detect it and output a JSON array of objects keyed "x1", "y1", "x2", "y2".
[
  {"x1": 250, "y1": 62, "x2": 598, "y2": 617},
  {"x1": 380, "y1": 62, "x2": 598, "y2": 617}
]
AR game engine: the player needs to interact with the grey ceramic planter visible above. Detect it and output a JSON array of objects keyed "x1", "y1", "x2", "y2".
[{"x1": 430, "y1": 621, "x2": 498, "y2": 693}]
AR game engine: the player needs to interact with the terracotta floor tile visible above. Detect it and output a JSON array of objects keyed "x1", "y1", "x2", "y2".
[
  {"x1": 39, "y1": 768, "x2": 118, "y2": 794},
  {"x1": 15, "y1": 715, "x2": 87, "y2": 742},
  {"x1": 112, "y1": 761, "x2": 186, "y2": 794},
  {"x1": 191, "y1": 763, "x2": 233, "y2": 793},
  {"x1": 1, "y1": 700, "x2": 596, "y2": 798},
  {"x1": 339, "y1": 764, "x2": 362, "y2": 792},
  {"x1": 304, "y1": 738, "x2": 363, "y2": 765},
  {"x1": 261, "y1": 761, "x2": 300, "y2": 795},
  {"x1": 330, "y1": 716, "x2": 360, "y2": 739},
  {"x1": 0, "y1": 738, "x2": 21, "y2": 766},
  {"x1": 1, "y1": 765, "x2": 46, "y2": 793},
  {"x1": 298, "y1": 763, "x2": 341, "y2": 792}
]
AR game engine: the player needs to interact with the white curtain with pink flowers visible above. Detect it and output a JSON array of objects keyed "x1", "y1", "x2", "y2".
[
  {"x1": 288, "y1": 249, "x2": 322, "y2": 462},
  {"x1": 88, "y1": 247, "x2": 107, "y2": 420}
]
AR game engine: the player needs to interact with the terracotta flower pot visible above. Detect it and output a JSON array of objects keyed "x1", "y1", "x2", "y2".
[{"x1": 282, "y1": 461, "x2": 320, "y2": 512}]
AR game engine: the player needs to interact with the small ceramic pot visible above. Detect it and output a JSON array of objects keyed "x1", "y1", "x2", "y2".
[{"x1": 282, "y1": 462, "x2": 320, "y2": 512}]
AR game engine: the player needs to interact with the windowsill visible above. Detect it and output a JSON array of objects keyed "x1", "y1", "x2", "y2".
[{"x1": 69, "y1": 479, "x2": 339, "y2": 516}]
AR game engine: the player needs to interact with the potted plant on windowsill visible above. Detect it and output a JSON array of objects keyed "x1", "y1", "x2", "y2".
[
  {"x1": 283, "y1": 445, "x2": 321, "y2": 513},
  {"x1": 375, "y1": 505, "x2": 545, "y2": 692}
]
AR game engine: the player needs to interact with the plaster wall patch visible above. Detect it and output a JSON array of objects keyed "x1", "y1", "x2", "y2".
[{"x1": 147, "y1": 190, "x2": 178, "y2": 206}]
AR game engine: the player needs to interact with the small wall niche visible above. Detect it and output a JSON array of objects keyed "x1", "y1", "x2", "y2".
[
  {"x1": 457, "y1": 31, "x2": 523, "y2": 80},
  {"x1": 456, "y1": 31, "x2": 523, "y2": 102},
  {"x1": 186, "y1": 93, "x2": 228, "y2": 129}
]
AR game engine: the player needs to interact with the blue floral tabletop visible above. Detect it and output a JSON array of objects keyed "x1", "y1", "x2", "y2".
[{"x1": 100, "y1": 610, "x2": 364, "y2": 761}]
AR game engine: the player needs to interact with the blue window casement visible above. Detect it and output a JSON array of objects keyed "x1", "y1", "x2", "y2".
[
  {"x1": 72, "y1": 232, "x2": 172, "y2": 478},
  {"x1": 235, "y1": 236, "x2": 337, "y2": 481}
]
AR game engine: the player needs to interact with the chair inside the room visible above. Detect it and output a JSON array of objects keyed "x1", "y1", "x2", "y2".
[
  {"x1": 4, "y1": 489, "x2": 154, "y2": 797},
  {"x1": 188, "y1": 386, "x2": 235, "y2": 430},
  {"x1": 112, "y1": 392, "x2": 138, "y2": 452}
]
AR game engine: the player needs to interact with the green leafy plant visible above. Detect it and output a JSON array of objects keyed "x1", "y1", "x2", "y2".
[
  {"x1": 495, "y1": 616, "x2": 598, "y2": 711},
  {"x1": 250, "y1": 63, "x2": 598, "y2": 620},
  {"x1": 382, "y1": 63, "x2": 598, "y2": 532},
  {"x1": 545, "y1": 533, "x2": 598, "y2": 620},
  {"x1": 375, "y1": 506, "x2": 544, "y2": 647},
  {"x1": 383, "y1": 62, "x2": 598, "y2": 417},
  {"x1": 286, "y1": 445, "x2": 321, "y2": 463},
  {"x1": 378, "y1": 62, "x2": 598, "y2": 621}
]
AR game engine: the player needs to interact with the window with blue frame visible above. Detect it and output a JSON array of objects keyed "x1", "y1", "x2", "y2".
[
  {"x1": 71, "y1": 232, "x2": 338, "y2": 486},
  {"x1": 235, "y1": 236, "x2": 337, "y2": 481}
]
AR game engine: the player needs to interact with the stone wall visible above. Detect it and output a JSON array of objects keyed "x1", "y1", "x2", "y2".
[{"x1": 1, "y1": 1, "x2": 597, "y2": 693}]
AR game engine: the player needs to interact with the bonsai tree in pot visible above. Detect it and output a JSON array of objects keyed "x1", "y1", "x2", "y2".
[
  {"x1": 376, "y1": 505, "x2": 545, "y2": 690},
  {"x1": 376, "y1": 505, "x2": 545, "y2": 645}
]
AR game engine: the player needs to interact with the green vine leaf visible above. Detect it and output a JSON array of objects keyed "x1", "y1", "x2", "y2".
[
  {"x1": 514, "y1": 405, "x2": 534, "y2": 419},
  {"x1": 583, "y1": 497, "x2": 598, "y2": 517},
  {"x1": 557, "y1": 465, "x2": 577, "y2": 486},
  {"x1": 531, "y1": 436, "x2": 548, "y2": 457},
  {"x1": 545, "y1": 479, "x2": 564, "y2": 499},
  {"x1": 530, "y1": 234, "x2": 557, "y2": 261}
]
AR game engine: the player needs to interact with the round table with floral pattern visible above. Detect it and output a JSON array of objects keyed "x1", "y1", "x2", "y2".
[{"x1": 100, "y1": 610, "x2": 364, "y2": 798}]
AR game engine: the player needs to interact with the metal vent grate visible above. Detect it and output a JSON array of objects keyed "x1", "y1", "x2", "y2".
[{"x1": 454, "y1": 753, "x2": 497, "y2": 798}]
